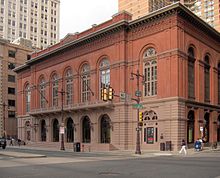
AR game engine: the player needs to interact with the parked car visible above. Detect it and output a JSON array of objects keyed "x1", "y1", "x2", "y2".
[{"x1": 0, "y1": 137, "x2": 6, "y2": 149}]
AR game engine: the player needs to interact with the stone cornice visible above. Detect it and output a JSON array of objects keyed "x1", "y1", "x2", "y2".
[{"x1": 185, "y1": 99, "x2": 220, "y2": 112}]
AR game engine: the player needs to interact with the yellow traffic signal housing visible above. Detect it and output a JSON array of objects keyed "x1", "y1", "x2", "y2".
[
  {"x1": 139, "y1": 112, "x2": 143, "y2": 122},
  {"x1": 108, "y1": 87, "x2": 114, "y2": 100},
  {"x1": 101, "y1": 88, "x2": 108, "y2": 101}
]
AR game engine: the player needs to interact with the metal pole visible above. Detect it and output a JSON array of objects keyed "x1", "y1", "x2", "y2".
[
  {"x1": 135, "y1": 69, "x2": 141, "y2": 154},
  {"x1": 60, "y1": 89, "x2": 65, "y2": 150},
  {"x1": 131, "y1": 69, "x2": 142, "y2": 155}
]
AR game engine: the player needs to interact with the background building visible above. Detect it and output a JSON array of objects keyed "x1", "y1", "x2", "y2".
[
  {"x1": 118, "y1": 0, "x2": 220, "y2": 32},
  {"x1": 15, "y1": 3, "x2": 220, "y2": 152},
  {"x1": 0, "y1": 38, "x2": 33, "y2": 138},
  {"x1": 0, "y1": 0, "x2": 60, "y2": 49}
]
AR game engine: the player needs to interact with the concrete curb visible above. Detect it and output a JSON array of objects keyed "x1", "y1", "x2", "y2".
[{"x1": 0, "y1": 151, "x2": 46, "y2": 158}]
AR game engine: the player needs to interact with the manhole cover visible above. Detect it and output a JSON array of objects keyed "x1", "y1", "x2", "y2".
[{"x1": 99, "y1": 172, "x2": 120, "y2": 176}]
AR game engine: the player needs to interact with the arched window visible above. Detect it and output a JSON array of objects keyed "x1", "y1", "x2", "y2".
[
  {"x1": 82, "y1": 116, "x2": 91, "y2": 143},
  {"x1": 66, "y1": 118, "x2": 74, "y2": 142},
  {"x1": 52, "y1": 74, "x2": 59, "y2": 106},
  {"x1": 187, "y1": 110, "x2": 195, "y2": 144},
  {"x1": 52, "y1": 119, "x2": 59, "y2": 142},
  {"x1": 39, "y1": 77, "x2": 46, "y2": 108},
  {"x1": 188, "y1": 47, "x2": 195, "y2": 99},
  {"x1": 41, "y1": 119, "x2": 46, "y2": 141},
  {"x1": 143, "y1": 48, "x2": 157, "y2": 96},
  {"x1": 204, "y1": 113, "x2": 210, "y2": 143},
  {"x1": 218, "y1": 63, "x2": 220, "y2": 104},
  {"x1": 65, "y1": 69, "x2": 73, "y2": 105},
  {"x1": 81, "y1": 64, "x2": 90, "y2": 102},
  {"x1": 25, "y1": 84, "x2": 31, "y2": 112},
  {"x1": 100, "y1": 115, "x2": 111, "y2": 143},
  {"x1": 204, "y1": 55, "x2": 210, "y2": 102},
  {"x1": 100, "y1": 58, "x2": 110, "y2": 98}
]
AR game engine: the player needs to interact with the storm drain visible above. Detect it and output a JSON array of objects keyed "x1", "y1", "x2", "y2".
[{"x1": 99, "y1": 172, "x2": 120, "y2": 176}]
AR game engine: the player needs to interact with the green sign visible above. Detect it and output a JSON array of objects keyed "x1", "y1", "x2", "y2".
[{"x1": 133, "y1": 103, "x2": 143, "y2": 109}]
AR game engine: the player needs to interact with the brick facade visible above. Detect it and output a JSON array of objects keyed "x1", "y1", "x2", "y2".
[{"x1": 15, "y1": 3, "x2": 220, "y2": 152}]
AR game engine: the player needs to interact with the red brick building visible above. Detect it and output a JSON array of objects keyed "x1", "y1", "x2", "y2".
[{"x1": 15, "y1": 3, "x2": 220, "y2": 152}]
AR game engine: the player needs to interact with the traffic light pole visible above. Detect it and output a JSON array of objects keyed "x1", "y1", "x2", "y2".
[
  {"x1": 131, "y1": 69, "x2": 144, "y2": 155},
  {"x1": 58, "y1": 89, "x2": 65, "y2": 151}
]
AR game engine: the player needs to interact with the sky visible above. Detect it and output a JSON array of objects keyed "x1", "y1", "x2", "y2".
[{"x1": 60, "y1": 0, "x2": 118, "y2": 39}]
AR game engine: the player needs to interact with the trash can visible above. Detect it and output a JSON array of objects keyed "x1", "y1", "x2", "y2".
[
  {"x1": 160, "y1": 143, "x2": 165, "y2": 151},
  {"x1": 166, "y1": 141, "x2": 172, "y2": 151},
  {"x1": 73, "y1": 142, "x2": 81, "y2": 152}
]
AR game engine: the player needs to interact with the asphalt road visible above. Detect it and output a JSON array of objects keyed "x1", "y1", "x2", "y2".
[{"x1": 0, "y1": 148, "x2": 219, "y2": 178}]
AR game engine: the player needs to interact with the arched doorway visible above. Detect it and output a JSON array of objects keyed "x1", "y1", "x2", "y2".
[
  {"x1": 66, "y1": 118, "x2": 74, "y2": 142},
  {"x1": 41, "y1": 119, "x2": 46, "y2": 141},
  {"x1": 82, "y1": 116, "x2": 91, "y2": 143},
  {"x1": 217, "y1": 115, "x2": 220, "y2": 142},
  {"x1": 100, "y1": 115, "x2": 111, "y2": 143},
  {"x1": 52, "y1": 119, "x2": 59, "y2": 142},
  {"x1": 142, "y1": 110, "x2": 158, "y2": 144},
  {"x1": 203, "y1": 112, "x2": 210, "y2": 143},
  {"x1": 187, "y1": 110, "x2": 195, "y2": 144}
]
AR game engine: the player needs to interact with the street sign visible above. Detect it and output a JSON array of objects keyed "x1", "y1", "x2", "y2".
[
  {"x1": 135, "y1": 90, "x2": 142, "y2": 97},
  {"x1": 133, "y1": 103, "x2": 143, "y2": 109}
]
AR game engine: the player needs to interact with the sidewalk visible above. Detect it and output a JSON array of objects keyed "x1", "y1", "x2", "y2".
[{"x1": 1, "y1": 145, "x2": 219, "y2": 158}]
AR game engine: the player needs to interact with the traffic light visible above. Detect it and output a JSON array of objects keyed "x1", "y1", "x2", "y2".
[
  {"x1": 139, "y1": 112, "x2": 143, "y2": 126},
  {"x1": 108, "y1": 87, "x2": 114, "y2": 100},
  {"x1": 139, "y1": 112, "x2": 143, "y2": 122},
  {"x1": 101, "y1": 87, "x2": 108, "y2": 101}
]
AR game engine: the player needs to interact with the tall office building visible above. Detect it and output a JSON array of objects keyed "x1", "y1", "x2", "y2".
[
  {"x1": 118, "y1": 0, "x2": 220, "y2": 32},
  {"x1": 0, "y1": 0, "x2": 60, "y2": 49}
]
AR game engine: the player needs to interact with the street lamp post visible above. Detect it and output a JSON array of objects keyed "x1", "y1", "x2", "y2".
[
  {"x1": 131, "y1": 69, "x2": 144, "y2": 155},
  {"x1": 58, "y1": 89, "x2": 65, "y2": 151}
]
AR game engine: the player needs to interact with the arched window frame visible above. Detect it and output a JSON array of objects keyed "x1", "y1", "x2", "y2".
[
  {"x1": 204, "y1": 55, "x2": 210, "y2": 102},
  {"x1": 188, "y1": 47, "x2": 195, "y2": 99},
  {"x1": 51, "y1": 74, "x2": 59, "y2": 107},
  {"x1": 39, "y1": 77, "x2": 46, "y2": 108},
  {"x1": 99, "y1": 58, "x2": 110, "y2": 98},
  {"x1": 65, "y1": 69, "x2": 73, "y2": 105},
  {"x1": 143, "y1": 48, "x2": 157, "y2": 97},
  {"x1": 25, "y1": 84, "x2": 31, "y2": 112},
  {"x1": 81, "y1": 64, "x2": 91, "y2": 102}
]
